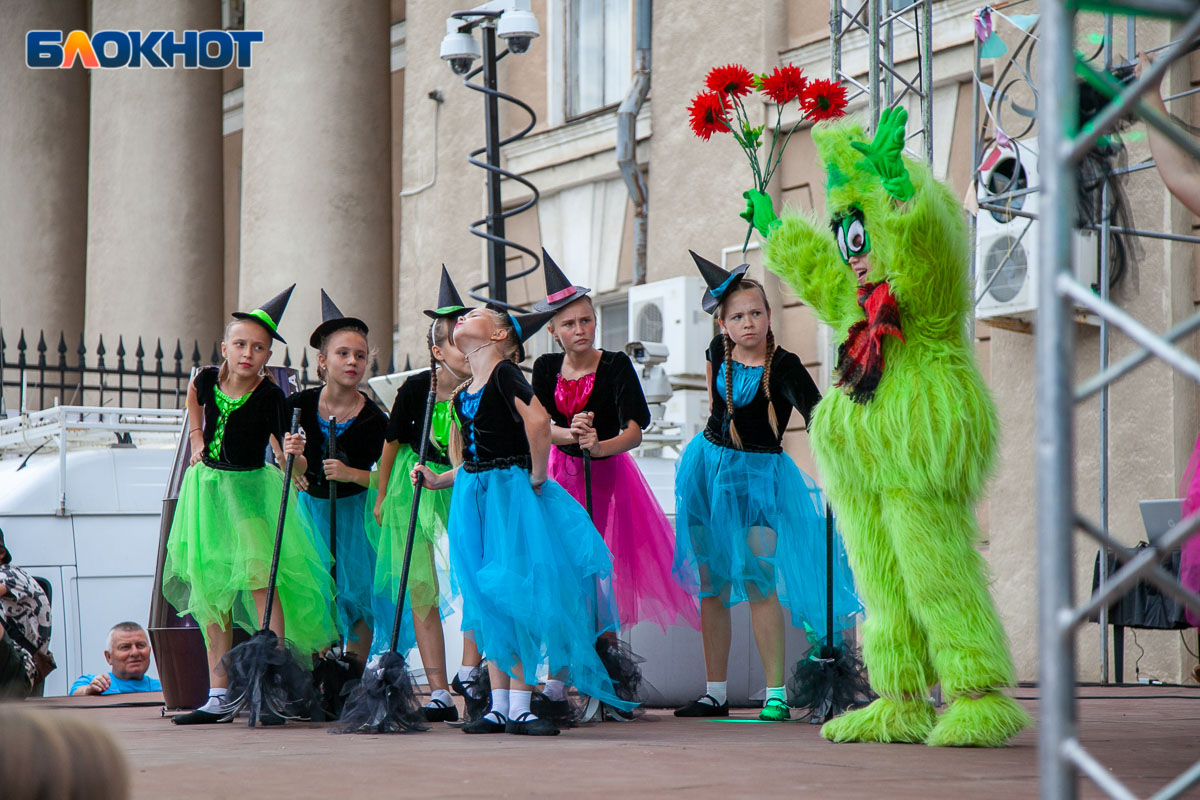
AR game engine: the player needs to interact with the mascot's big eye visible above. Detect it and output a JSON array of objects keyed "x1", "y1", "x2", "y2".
[
  {"x1": 835, "y1": 225, "x2": 850, "y2": 263},
  {"x1": 846, "y1": 218, "x2": 867, "y2": 255}
]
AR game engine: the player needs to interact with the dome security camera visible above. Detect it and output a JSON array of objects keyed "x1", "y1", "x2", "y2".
[
  {"x1": 497, "y1": 8, "x2": 539, "y2": 54},
  {"x1": 440, "y1": 22, "x2": 480, "y2": 75}
]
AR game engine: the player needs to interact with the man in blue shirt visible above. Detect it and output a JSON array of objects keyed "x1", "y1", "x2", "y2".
[{"x1": 70, "y1": 621, "x2": 161, "y2": 696}]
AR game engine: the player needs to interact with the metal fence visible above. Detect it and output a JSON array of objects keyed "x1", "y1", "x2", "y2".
[{"x1": 0, "y1": 328, "x2": 395, "y2": 414}]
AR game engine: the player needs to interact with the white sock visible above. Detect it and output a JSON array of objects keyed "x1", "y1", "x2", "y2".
[
  {"x1": 487, "y1": 688, "x2": 510, "y2": 723},
  {"x1": 198, "y1": 688, "x2": 226, "y2": 713},
  {"x1": 764, "y1": 686, "x2": 787, "y2": 705},
  {"x1": 457, "y1": 665, "x2": 476, "y2": 684},
  {"x1": 509, "y1": 689, "x2": 534, "y2": 721},
  {"x1": 426, "y1": 688, "x2": 453, "y2": 708},
  {"x1": 543, "y1": 679, "x2": 567, "y2": 702},
  {"x1": 702, "y1": 681, "x2": 727, "y2": 706}
]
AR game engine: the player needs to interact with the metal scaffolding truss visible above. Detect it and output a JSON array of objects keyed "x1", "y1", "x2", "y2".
[
  {"x1": 830, "y1": 0, "x2": 934, "y2": 161},
  {"x1": 1037, "y1": 1, "x2": 1200, "y2": 798}
]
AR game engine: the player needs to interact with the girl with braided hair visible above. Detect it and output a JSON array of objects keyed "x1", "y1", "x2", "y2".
[
  {"x1": 372, "y1": 267, "x2": 484, "y2": 722},
  {"x1": 414, "y1": 304, "x2": 636, "y2": 736},
  {"x1": 673, "y1": 255, "x2": 861, "y2": 722}
]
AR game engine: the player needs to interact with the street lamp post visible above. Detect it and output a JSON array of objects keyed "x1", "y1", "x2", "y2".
[{"x1": 441, "y1": 1, "x2": 541, "y2": 308}]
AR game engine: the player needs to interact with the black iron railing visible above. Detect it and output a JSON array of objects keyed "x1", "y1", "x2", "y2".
[{"x1": 0, "y1": 329, "x2": 394, "y2": 413}]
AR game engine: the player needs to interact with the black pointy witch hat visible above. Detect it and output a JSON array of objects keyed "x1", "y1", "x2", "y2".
[
  {"x1": 232, "y1": 284, "x2": 295, "y2": 343},
  {"x1": 691, "y1": 250, "x2": 750, "y2": 315},
  {"x1": 486, "y1": 302, "x2": 556, "y2": 363},
  {"x1": 309, "y1": 289, "x2": 369, "y2": 349},
  {"x1": 424, "y1": 265, "x2": 473, "y2": 320},
  {"x1": 532, "y1": 248, "x2": 591, "y2": 313}
]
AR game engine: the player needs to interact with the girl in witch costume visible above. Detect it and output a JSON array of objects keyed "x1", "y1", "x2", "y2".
[
  {"x1": 740, "y1": 107, "x2": 1032, "y2": 746},
  {"x1": 672, "y1": 254, "x2": 861, "y2": 723},
  {"x1": 164, "y1": 286, "x2": 336, "y2": 725},
  {"x1": 372, "y1": 267, "x2": 486, "y2": 723},
  {"x1": 288, "y1": 291, "x2": 388, "y2": 672},
  {"x1": 413, "y1": 304, "x2": 636, "y2": 736},
  {"x1": 531, "y1": 249, "x2": 700, "y2": 715}
]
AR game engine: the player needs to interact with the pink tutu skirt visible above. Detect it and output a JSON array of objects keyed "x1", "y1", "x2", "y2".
[
  {"x1": 1178, "y1": 433, "x2": 1200, "y2": 627},
  {"x1": 548, "y1": 448, "x2": 700, "y2": 631}
]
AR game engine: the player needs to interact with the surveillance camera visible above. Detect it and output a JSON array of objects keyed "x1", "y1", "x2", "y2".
[
  {"x1": 440, "y1": 23, "x2": 480, "y2": 75},
  {"x1": 625, "y1": 340, "x2": 669, "y2": 367},
  {"x1": 498, "y1": 8, "x2": 539, "y2": 54},
  {"x1": 447, "y1": 56, "x2": 475, "y2": 75}
]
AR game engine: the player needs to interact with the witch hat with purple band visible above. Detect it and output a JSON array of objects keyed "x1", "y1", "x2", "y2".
[
  {"x1": 424, "y1": 265, "x2": 473, "y2": 320},
  {"x1": 310, "y1": 290, "x2": 369, "y2": 349},
  {"x1": 233, "y1": 284, "x2": 295, "y2": 344},
  {"x1": 532, "y1": 248, "x2": 591, "y2": 313},
  {"x1": 486, "y1": 302, "x2": 556, "y2": 363},
  {"x1": 691, "y1": 250, "x2": 750, "y2": 315}
]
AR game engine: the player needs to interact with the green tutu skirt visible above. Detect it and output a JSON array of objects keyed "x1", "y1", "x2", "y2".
[
  {"x1": 372, "y1": 445, "x2": 452, "y2": 616},
  {"x1": 163, "y1": 463, "x2": 336, "y2": 655}
]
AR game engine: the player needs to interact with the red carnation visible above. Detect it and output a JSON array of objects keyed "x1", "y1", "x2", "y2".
[
  {"x1": 688, "y1": 90, "x2": 730, "y2": 141},
  {"x1": 801, "y1": 79, "x2": 848, "y2": 121},
  {"x1": 760, "y1": 64, "x2": 808, "y2": 105},
  {"x1": 705, "y1": 63, "x2": 755, "y2": 98}
]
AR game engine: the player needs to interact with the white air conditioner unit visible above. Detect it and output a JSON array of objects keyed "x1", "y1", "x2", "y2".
[
  {"x1": 975, "y1": 137, "x2": 1099, "y2": 320},
  {"x1": 627, "y1": 276, "x2": 712, "y2": 379}
]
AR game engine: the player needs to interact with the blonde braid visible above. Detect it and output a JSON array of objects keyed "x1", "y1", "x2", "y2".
[
  {"x1": 428, "y1": 321, "x2": 441, "y2": 453},
  {"x1": 446, "y1": 376, "x2": 473, "y2": 467},
  {"x1": 763, "y1": 328, "x2": 780, "y2": 440},
  {"x1": 724, "y1": 333, "x2": 743, "y2": 450}
]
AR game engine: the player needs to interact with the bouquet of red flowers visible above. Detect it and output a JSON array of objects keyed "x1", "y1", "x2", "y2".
[{"x1": 688, "y1": 63, "x2": 848, "y2": 248}]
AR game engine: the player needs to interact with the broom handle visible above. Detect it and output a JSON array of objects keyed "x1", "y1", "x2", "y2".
[
  {"x1": 262, "y1": 408, "x2": 302, "y2": 633},
  {"x1": 328, "y1": 415, "x2": 338, "y2": 589},
  {"x1": 582, "y1": 447, "x2": 593, "y2": 518},
  {"x1": 389, "y1": 386, "x2": 437, "y2": 654},
  {"x1": 825, "y1": 501, "x2": 834, "y2": 651}
]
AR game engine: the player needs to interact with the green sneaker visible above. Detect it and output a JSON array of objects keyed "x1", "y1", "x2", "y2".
[{"x1": 759, "y1": 698, "x2": 791, "y2": 722}]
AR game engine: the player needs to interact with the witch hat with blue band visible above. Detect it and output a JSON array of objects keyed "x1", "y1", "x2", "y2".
[
  {"x1": 424, "y1": 265, "x2": 473, "y2": 320},
  {"x1": 310, "y1": 289, "x2": 369, "y2": 349},
  {"x1": 691, "y1": 250, "x2": 750, "y2": 315},
  {"x1": 486, "y1": 302, "x2": 556, "y2": 363},
  {"x1": 533, "y1": 248, "x2": 591, "y2": 313},
  {"x1": 233, "y1": 284, "x2": 295, "y2": 344}
]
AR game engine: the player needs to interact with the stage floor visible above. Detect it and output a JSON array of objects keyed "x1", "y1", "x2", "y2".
[{"x1": 24, "y1": 685, "x2": 1200, "y2": 799}]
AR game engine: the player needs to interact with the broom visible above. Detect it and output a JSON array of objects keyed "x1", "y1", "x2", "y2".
[
  {"x1": 335, "y1": 391, "x2": 433, "y2": 733},
  {"x1": 788, "y1": 502, "x2": 873, "y2": 723},
  {"x1": 219, "y1": 408, "x2": 315, "y2": 727}
]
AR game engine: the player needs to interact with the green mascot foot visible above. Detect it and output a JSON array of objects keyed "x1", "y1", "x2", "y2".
[
  {"x1": 820, "y1": 697, "x2": 936, "y2": 744},
  {"x1": 925, "y1": 691, "x2": 1033, "y2": 748}
]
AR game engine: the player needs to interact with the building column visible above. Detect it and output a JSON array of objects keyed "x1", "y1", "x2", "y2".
[
  {"x1": 84, "y1": 0, "x2": 225, "y2": 355},
  {"x1": 0, "y1": 0, "x2": 90, "y2": 349},
  {"x1": 238, "y1": 0, "x2": 392, "y2": 360}
]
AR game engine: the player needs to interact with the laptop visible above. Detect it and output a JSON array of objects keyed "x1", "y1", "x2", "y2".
[{"x1": 1138, "y1": 499, "x2": 1185, "y2": 549}]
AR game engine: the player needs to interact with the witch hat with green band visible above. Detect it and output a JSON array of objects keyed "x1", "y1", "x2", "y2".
[
  {"x1": 424, "y1": 265, "x2": 472, "y2": 320},
  {"x1": 691, "y1": 250, "x2": 750, "y2": 315},
  {"x1": 310, "y1": 289, "x2": 369, "y2": 349},
  {"x1": 533, "y1": 248, "x2": 591, "y2": 313},
  {"x1": 233, "y1": 284, "x2": 295, "y2": 344},
  {"x1": 486, "y1": 302, "x2": 555, "y2": 363}
]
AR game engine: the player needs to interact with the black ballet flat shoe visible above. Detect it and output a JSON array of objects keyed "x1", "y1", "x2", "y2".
[
  {"x1": 258, "y1": 709, "x2": 285, "y2": 727},
  {"x1": 673, "y1": 695, "x2": 729, "y2": 718},
  {"x1": 423, "y1": 698, "x2": 460, "y2": 723},
  {"x1": 505, "y1": 712, "x2": 559, "y2": 736},
  {"x1": 172, "y1": 708, "x2": 231, "y2": 725},
  {"x1": 462, "y1": 713, "x2": 507, "y2": 734}
]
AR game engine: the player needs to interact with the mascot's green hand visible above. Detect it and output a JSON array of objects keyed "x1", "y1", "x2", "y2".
[
  {"x1": 741, "y1": 189, "x2": 781, "y2": 238},
  {"x1": 850, "y1": 106, "x2": 914, "y2": 202}
]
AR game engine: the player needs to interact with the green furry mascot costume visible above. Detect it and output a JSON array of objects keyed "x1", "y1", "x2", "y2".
[{"x1": 742, "y1": 107, "x2": 1032, "y2": 747}]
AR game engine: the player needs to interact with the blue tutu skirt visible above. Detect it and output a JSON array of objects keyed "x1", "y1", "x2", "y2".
[
  {"x1": 673, "y1": 433, "x2": 862, "y2": 638},
  {"x1": 447, "y1": 465, "x2": 634, "y2": 711},
  {"x1": 298, "y1": 490, "x2": 397, "y2": 648}
]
